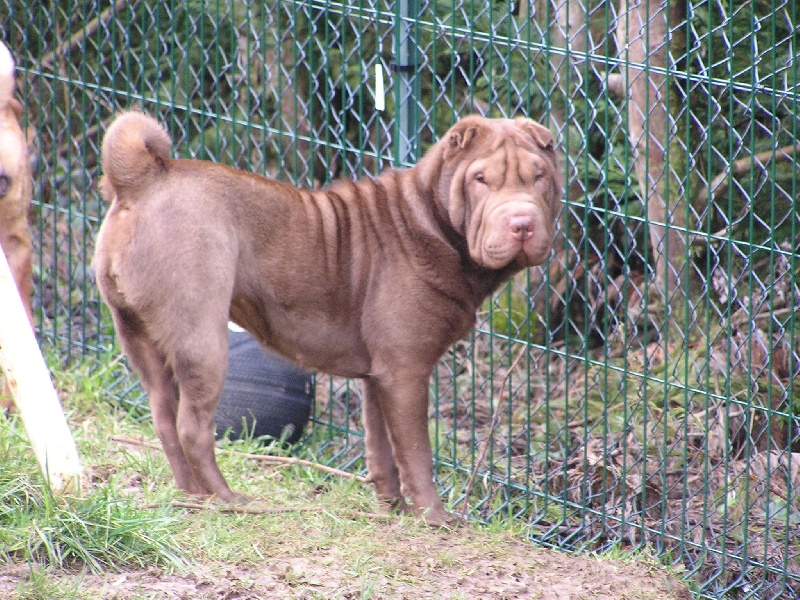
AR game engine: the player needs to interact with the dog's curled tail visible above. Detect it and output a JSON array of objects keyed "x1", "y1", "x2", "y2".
[{"x1": 100, "y1": 111, "x2": 172, "y2": 202}]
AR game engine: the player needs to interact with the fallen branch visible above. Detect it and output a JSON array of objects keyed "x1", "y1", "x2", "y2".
[
  {"x1": 732, "y1": 306, "x2": 795, "y2": 328},
  {"x1": 460, "y1": 345, "x2": 528, "y2": 519},
  {"x1": 113, "y1": 435, "x2": 161, "y2": 451},
  {"x1": 152, "y1": 500, "x2": 319, "y2": 515},
  {"x1": 696, "y1": 143, "x2": 800, "y2": 207},
  {"x1": 40, "y1": 0, "x2": 131, "y2": 68},
  {"x1": 113, "y1": 435, "x2": 368, "y2": 483},
  {"x1": 148, "y1": 500, "x2": 394, "y2": 521},
  {"x1": 230, "y1": 450, "x2": 369, "y2": 483},
  {"x1": 348, "y1": 511, "x2": 396, "y2": 520},
  {"x1": 56, "y1": 121, "x2": 102, "y2": 160}
]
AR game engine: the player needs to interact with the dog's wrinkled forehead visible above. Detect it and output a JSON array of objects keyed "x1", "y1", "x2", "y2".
[
  {"x1": 443, "y1": 116, "x2": 554, "y2": 161},
  {"x1": 487, "y1": 119, "x2": 554, "y2": 154}
]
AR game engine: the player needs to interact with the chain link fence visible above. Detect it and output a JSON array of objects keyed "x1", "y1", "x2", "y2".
[{"x1": 3, "y1": 0, "x2": 799, "y2": 597}]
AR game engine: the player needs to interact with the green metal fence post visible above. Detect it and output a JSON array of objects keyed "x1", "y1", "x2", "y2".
[{"x1": 393, "y1": 0, "x2": 418, "y2": 166}]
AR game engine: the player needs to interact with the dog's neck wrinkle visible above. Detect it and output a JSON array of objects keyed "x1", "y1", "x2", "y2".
[
  {"x1": 426, "y1": 174, "x2": 467, "y2": 254},
  {"x1": 314, "y1": 168, "x2": 451, "y2": 247},
  {"x1": 304, "y1": 167, "x2": 499, "y2": 312},
  {"x1": 357, "y1": 170, "x2": 481, "y2": 308},
  {"x1": 407, "y1": 159, "x2": 517, "y2": 306},
  {"x1": 397, "y1": 168, "x2": 506, "y2": 311}
]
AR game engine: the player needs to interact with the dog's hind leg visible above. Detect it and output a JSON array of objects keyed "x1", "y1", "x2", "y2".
[
  {"x1": 169, "y1": 322, "x2": 239, "y2": 501},
  {"x1": 109, "y1": 307, "x2": 206, "y2": 495}
]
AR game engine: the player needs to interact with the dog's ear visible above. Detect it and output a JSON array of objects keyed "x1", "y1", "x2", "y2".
[
  {"x1": 443, "y1": 119, "x2": 482, "y2": 160},
  {"x1": 9, "y1": 98, "x2": 23, "y2": 119},
  {"x1": 99, "y1": 175, "x2": 116, "y2": 203},
  {"x1": 518, "y1": 119, "x2": 554, "y2": 151}
]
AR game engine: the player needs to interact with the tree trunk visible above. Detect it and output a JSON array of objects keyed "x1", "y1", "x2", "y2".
[
  {"x1": 242, "y1": 1, "x2": 315, "y2": 184},
  {"x1": 615, "y1": 0, "x2": 695, "y2": 342},
  {"x1": 511, "y1": 0, "x2": 591, "y2": 344}
]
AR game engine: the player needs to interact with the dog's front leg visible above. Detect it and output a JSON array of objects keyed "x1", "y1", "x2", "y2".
[
  {"x1": 366, "y1": 368, "x2": 453, "y2": 526},
  {"x1": 363, "y1": 379, "x2": 410, "y2": 514}
]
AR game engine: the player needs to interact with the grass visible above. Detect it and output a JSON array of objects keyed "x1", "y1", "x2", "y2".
[
  {"x1": 0, "y1": 349, "x2": 693, "y2": 599},
  {"x1": 0, "y1": 352, "x2": 422, "y2": 593},
  {"x1": 0, "y1": 359, "x2": 185, "y2": 574},
  {"x1": 0, "y1": 353, "x2": 411, "y2": 568},
  {"x1": 12, "y1": 566, "x2": 84, "y2": 600}
]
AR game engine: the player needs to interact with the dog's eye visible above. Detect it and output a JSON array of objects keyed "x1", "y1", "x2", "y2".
[
  {"x1": 475, "y1": 173, "x2": 486, "y2": 184},
  {"x1": 0, "y1": 175, "x2": 9, "y2": 198}
]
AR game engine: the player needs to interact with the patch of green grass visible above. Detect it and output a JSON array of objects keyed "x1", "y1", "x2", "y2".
[
  {"x1": 479, "y1": 275, "x2": 540, "y2": 343},
  {"x1": 0, "y1": 407, "x2": 185, "y2": 574},
  {"x1": 0, "y1": 350, "x2": 185, "y2": 575},
  {"x1": 4, "y1": 349, "x2": 395, "y2": 576}
]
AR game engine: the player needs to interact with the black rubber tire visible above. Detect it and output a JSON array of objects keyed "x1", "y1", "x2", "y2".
[{"x1": 215, "y1": 330, "x2": 313, "y2": 444}]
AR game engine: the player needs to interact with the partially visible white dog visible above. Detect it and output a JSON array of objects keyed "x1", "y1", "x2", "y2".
[{"x1": 0, "y1": 40, "x2": 34, "y2": 410}]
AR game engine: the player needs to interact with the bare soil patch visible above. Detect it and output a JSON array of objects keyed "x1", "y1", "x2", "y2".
[{"x1": 1, "y1": 521, "x2": 690, "y2": 599}]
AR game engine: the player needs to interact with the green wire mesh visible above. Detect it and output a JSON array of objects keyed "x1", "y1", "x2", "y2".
[{"x1": 2, "y1": 0, "x2": 798, "y2": 597}]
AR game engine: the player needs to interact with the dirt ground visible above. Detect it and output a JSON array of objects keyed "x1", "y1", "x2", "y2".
[{"x1": 0, "y1": 524, "x2": 691, "y2": 600}]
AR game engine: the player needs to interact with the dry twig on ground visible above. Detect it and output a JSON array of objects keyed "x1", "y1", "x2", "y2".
[{"x1": 113, "y1": 435, "x2": 368, "y2": 483}]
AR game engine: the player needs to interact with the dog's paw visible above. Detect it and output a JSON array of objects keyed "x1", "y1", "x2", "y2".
[
  {"x1": 225, "y1": 491, "x2": 251, "y2": 504},
  {"x1": 377, "y1": 495, "x2": 412, "y2": 515},
  {"x1": 181, "y1": 488, "x2": 250, "y2": 505},
  {"x1": 421, "y1": 507, "x2": 464, "y2": 529}
]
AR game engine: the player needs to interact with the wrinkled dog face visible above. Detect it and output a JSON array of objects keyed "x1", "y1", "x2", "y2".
[{"x1": 442, "y1": 116, "x2": 561, "y2": 270}]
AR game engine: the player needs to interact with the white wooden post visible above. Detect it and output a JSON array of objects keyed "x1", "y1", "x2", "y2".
[{"x1": 0, "y1": 247, "x2": 81, "y2": 493}]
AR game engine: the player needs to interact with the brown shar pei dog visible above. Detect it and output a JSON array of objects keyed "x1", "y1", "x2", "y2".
[{"x1": 94, "y1": 111, "x2": 562, "y2": 525}]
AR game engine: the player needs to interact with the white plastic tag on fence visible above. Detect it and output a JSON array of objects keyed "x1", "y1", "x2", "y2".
[{"x1": 375, "y1": 64, "x2": 385, "y2": 111}]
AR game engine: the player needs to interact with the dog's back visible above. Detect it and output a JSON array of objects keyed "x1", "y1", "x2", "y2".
[
  {"x1": 0, "y1": 42, "x2": 29, "y2": 185},
  {"x1": 0, "y1": 42, "x2": 33, "y2": 287}
]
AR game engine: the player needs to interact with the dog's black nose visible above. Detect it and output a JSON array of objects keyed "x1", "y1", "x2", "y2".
[{"x1": 0, "y1": 175, "x2": 9, "y2": 198}]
